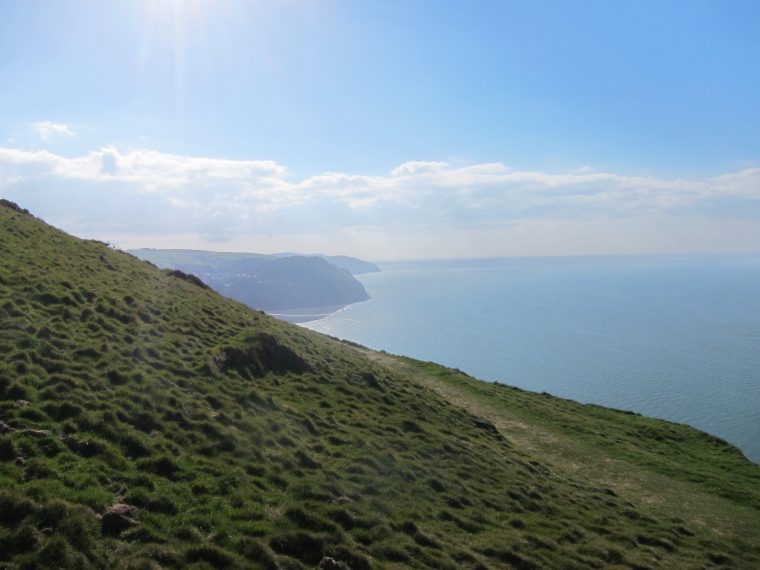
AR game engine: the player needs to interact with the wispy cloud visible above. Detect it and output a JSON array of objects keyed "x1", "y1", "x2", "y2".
[
  {"x1": 1, "y1": 144, "x2": 759, "y2": 256},
  {"x1": 391, "y1": 161, "x2": 450, "y2": 176},
  {"x1": 32, "y1": 121, "x2": 77, "y2": 142}
]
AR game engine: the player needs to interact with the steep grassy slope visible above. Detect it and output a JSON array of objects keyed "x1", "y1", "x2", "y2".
[{"x1": 0, "y1": 200, "x2": 758, "y2": 569}]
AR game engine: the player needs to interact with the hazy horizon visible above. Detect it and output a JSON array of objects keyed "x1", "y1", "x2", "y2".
[
  {"x1": 2, "y1": 1, "x2": 759, "y2": 260},
  {"x1": 125, "y1": 246, "x2": 760, "y2": 266}
]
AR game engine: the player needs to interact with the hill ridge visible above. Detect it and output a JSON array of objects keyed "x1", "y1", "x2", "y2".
[{"x1": 0, "y1": 200, "x2": 758, "y2": 569}]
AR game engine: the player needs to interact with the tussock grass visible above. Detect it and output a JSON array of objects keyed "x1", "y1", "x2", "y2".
[{"x1": 1, "y1": 199, "x2": 759, "y2": 568}]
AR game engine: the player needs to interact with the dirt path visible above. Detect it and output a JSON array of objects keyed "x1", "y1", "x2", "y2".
[
  {"x1": 357, "y1": 347, "x2": 756, "y2": 539},
  {"x1": 360, "y1": 348, "x2": 550, "y2": 452}
]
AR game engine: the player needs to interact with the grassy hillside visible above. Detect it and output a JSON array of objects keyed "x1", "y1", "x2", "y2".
[
  {"x1": 130, "y1": 250, "x2": 380, "y2": 277},
  {"x1": 0, "y1": 200, "x2": 758, "y2": 569},
  {"x1": 127, "y1": 249, "x2": 272, "y2": 272}
]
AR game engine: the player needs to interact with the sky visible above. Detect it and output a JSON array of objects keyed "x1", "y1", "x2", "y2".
[{"x1": 1, "y1": 0, "x2": 760, "y2": 261}]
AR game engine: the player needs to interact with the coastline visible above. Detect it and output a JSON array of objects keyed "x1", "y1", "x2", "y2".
[
  {"x1": 267, "y1": 303, "x2": 353, "y2": 324},
  {"x1": 299, "y1": 254, "x2": 760, "y2": 464}
]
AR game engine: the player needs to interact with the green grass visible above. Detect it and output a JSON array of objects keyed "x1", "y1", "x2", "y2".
[
  {"x1": 1, "y1": 199, "x2": 759, "y2": 568},
  {"x1": 125, "y1": 249, "x2": 272, "y2": 271}
]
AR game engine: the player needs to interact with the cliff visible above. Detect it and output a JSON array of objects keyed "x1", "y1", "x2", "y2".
[{"x1": 128, "y1": 249, "x2": 372, "y2": 314}]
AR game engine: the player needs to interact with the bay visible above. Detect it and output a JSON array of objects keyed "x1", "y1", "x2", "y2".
[{"x1": 302, "y1": 253, "x2": 760, "y2": 464}]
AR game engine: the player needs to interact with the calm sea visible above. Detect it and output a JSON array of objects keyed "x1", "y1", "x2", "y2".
[{"x1": 302, "y1": 253, "x2": 760, "y2": 464}]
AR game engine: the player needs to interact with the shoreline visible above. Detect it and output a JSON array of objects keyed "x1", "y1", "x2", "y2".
[
  {"x1": 267, "y1": 293, "x2": 372, "y2": 324},
  {"x1": 267, "y1": 303, "x2": 350, "y2": 324}
]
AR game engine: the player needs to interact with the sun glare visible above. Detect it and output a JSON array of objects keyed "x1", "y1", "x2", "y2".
[{"x1": 136, "y1": 0, "x2": 237, "y2": 111}]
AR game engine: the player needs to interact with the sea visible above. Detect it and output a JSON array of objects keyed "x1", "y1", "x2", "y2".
[{"x1": 300, "y1": 253, "x2": 760, "y2": 464}]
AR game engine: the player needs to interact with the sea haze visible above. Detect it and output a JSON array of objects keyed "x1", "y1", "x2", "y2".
[{"x1": 302, "y1": 253, "x2": 760, "y2": 464}]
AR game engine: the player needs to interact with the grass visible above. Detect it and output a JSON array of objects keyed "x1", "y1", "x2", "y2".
[
  {"x1": 0, "y1": 198, "x2": 759, "y2": 568},
  {"x1": 124, "y1": 249, "x2": 272, "y2": 271},
  {"x1": 367, "y1": 354, "x2": 760, "y2": 561}
]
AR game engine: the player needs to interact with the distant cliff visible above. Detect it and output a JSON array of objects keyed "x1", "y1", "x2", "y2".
[
  {"x1": 270, "y1": 252, "x2": 380, "y2": 275},
  {"x1": 214, "y1": 255, "x2": 370, "y2": 311},
  {"x1": 127, "y1": 248, "x2": 372, "y2": 312}
]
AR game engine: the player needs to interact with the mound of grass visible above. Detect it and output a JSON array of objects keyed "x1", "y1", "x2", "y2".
[{"x1": 0, "y1": 199, "x2": 759, "y2": 568}]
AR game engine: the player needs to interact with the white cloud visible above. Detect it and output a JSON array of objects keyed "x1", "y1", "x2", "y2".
[
  {"x1": 1, "y1": 144, "x2": 759, "y2": 257},
  {"x1": 391, "y1": 160, "x2": 449, "y2": 176},
  {"x1": 710, "y1": 168, "x2": 760, "y2": 196},
  {"x1": 32, "y1": 121, "x2": 76, "y2": 142},
  {"x1": 0, "y1": 145, "x2": 286, "y2": 189}
]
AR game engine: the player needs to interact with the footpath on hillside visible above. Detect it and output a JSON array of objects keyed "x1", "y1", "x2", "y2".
[{"x1": 355, "y1": 347, "x2": 760, "y2": 548}]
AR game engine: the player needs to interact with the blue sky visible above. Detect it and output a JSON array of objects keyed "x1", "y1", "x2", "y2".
[{"x1": 1, "y1": 0, "x2": 759, "y2": 260}]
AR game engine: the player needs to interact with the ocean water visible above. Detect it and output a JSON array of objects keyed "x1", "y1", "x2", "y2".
[{"x1": 302, "y1": 253, "x2": 760, "y2": 464}]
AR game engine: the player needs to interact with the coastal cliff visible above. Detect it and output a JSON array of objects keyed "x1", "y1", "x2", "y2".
[
  {"x1": 1, "y1": 200, "x2": 758, "y2": 569},
  {"x1": 128, "y1": 248, "x2": 372, "y2": 314}
]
